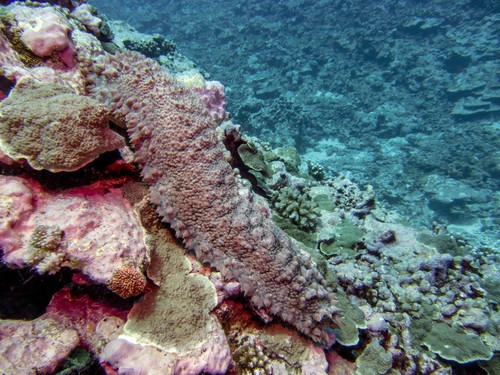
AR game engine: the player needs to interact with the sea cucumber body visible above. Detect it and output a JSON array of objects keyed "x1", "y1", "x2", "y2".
[{"x1": 88, "y1": 52, "x2": 337, "y2": 347}]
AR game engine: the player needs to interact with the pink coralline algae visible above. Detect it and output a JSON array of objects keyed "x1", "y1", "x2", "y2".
[
  {"x1": 87, "y1": 52, "x2": 339, "y2": 347},
  {"x1": 10, "y1": 5, "x2": 75, "y2": 67},
  {"x1": 0, "y1": 317, "x2": 80, "y2": 374},
  {"x1": 0, "y1": 288, "x2": 128, "y2": 374},
  {"x1": 0, "y1": 175, "x2": 149, "y2": 288},
  {"x1": 193, "y1": 80, "x2": 227, "y2": 124}
]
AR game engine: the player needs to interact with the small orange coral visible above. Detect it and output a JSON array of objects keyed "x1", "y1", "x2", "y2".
[{"x1": 107, "y1": 263, "x2": 146, "y2": 298}]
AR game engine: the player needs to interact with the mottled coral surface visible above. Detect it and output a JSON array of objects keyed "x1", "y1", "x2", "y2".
[{"x1": 0, "y1": 78, "x2": 124, "y2": 172}]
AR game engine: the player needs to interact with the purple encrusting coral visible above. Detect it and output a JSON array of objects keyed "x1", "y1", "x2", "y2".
[{"x1": 86, "y1": 52, "x2": 339, "y2": 347}]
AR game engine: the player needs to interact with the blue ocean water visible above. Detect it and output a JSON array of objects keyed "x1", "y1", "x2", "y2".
[{"x1": 90, "y1": 0, "x2": 499, "y2": 250}]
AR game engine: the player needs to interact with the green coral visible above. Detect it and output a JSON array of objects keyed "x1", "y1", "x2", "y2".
[
  {"x1": 233, "y1": 344, "x2": 273, "y2": 375},
  {"x1": 237, "y1": 141, "x2": 270, "y2": 175},
  {"x1": 355, "y1": 340, "x2": 393, "y2": 375},
  {"x1": 416, "y1": 231, "x2": 468, "y2": 256},
  {"x1": 333, "y1": 314, "x2": 360, "y2": 347},
  {"x1": 272, "y1": 187, "x2": 320, "y2": 231},
  {"x1": 272, "y1": 146, "x2": 301, "y2": 173},
  {"x1": 271, "y1": 214, "x2": 319, "y2": 248},
  {"x1": 55, "y1": 347, "x2": 98, "y2": 375},
  {"x1": 123, "y1": 34, "x2": 176, "y2": 58},
  {"x1": 30, "y1": 224, "x2": 64, "y2": 252},
  {"x1": 332, "y1": 292, "x2": 366, "y2": 346},
  {"x1": 421, "y1": 322, "x2": 493, "y2": 364},
  {"x1": 480, "y1": 354, "x2": 500, "y2": 375},
  {"x1": 312, "y1": 193, "x2": 336, "y2": 212},
  {"x1": 319, "y1": 220, "x2": 364, "y2": 259},
  {"x1": 307, "y1": 160, "x2": 327, "y2": 181}
]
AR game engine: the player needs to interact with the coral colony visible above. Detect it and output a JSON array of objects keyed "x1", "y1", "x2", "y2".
[{"x1": 0, "y1": 2, "x2": 497, "y2": 375}]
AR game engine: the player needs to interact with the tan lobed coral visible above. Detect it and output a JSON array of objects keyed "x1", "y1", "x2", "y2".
[
  {"x1": 102, "y1": 231, "x2": 231, "y2": 374},
  {"x1": 0, "y1": 77, "x2": 124, "y2": 172}
]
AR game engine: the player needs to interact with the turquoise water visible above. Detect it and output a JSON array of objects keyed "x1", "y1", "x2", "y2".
[{"x1": 0, "y1": 1, "x2": 498, "y2": 373}]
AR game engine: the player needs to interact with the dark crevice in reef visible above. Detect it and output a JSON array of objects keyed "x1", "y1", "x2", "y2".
[
  {"x1": 0, "y1": 259, "x2": 72, "y2": 320},
  {"x1": 0, "y1": 75, "x2": 15, "y2": 96},
  {"x1": 0, "y1": 149, "x2": 141, "y2": 191},
  {"x1": 0, "y1": 257, "x2": 137, "y2": 321},
  {"x1": 222, "y1": 132, "x2": 270, "y2": 198}
]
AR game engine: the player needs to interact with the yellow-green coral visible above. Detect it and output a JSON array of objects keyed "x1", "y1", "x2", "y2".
[
  {"x1": 272, "y1": 186, "x2": 320, "y2": 231},
  {"x1": 237, "y1": 141, "x2": 270, "y2": 174},
  {"x1": 0, "y1": 10, "x2": 43, "y2": 67},
  {"x1": 233, "y1": 344, "x2": 273, "y2": 375},
  {"x1": 319, "y1": 220, "x2": 364, "y2": 259},
  {"x1": 30, "y1": 224, "x2": 64, "y2": 252},
  {"x1": 354, "y1": 340, "x2": 392, "y2": 375},
  {"x1": 24, "y1": 224, "x2": 65, "y2": 274}
]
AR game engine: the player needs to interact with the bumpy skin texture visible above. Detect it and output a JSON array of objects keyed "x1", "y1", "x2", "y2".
[{"x1": 88, "y1": 52, "x2": 338, "y2": 347}]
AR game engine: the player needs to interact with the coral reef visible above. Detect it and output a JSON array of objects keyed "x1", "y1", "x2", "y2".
[
  {"x1": 0, "y1": 2, "x2": 497, "y2": 374},
  {"x1": 109, "y1": 0, "x2": 499, "y2": 247}
]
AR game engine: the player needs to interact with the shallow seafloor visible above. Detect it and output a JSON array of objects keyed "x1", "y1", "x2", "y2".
[{"x1": 0, "y1": 1, "x2": 498, "y2": 374}]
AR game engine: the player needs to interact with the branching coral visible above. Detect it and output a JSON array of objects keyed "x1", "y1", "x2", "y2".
[{"x1": 272, "y1": 186, "x2": 320, "y2": 231}]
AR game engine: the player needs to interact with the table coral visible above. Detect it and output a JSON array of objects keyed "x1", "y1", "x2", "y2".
[{"x1": 87, "y1": 51, "x2": 340, "y2": 347}]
